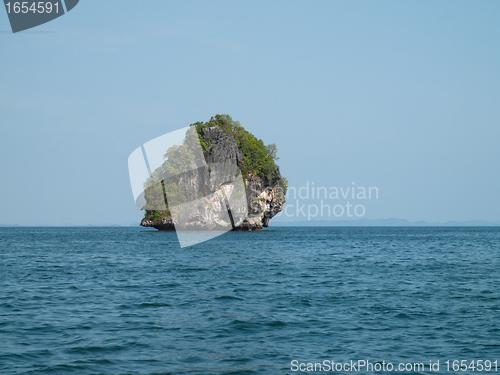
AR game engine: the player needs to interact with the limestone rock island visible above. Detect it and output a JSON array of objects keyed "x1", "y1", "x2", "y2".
[{"x1": 140, "y1": 115, "x2": 287, "y2": 231}]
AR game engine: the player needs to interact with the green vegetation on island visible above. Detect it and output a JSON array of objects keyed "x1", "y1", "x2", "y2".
[{"x1": 193, "y1": 114, "x2": 285, "y2": 186}]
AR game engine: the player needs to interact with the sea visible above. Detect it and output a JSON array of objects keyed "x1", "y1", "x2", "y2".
[{"x1": 0, "y1": 226, "x2": 499, "y2": 374}]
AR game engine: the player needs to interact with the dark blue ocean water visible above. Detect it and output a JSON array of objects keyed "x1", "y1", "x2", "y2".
[{"x1": 0, "y1": 227, "x2": 499, "y2": 374}]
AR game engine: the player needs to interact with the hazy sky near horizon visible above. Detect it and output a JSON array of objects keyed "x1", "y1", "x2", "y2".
[{"x1": 1, "y1": 1, "x2": 499, "y2": 225}]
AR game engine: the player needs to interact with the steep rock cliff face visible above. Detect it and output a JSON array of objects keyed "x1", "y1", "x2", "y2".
[
  {"x1": 140, "y1": 125, "x2": 285, "y2": 231},
  {"x1": 236, "y1": 172, "x2": 286, "y2": 230}
]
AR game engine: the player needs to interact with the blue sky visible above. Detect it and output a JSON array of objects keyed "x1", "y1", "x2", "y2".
[{"x1": 0, "y1": 1, "x2": 499, "y2": 225}]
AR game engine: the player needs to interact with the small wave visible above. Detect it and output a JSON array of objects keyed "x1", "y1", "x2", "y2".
[
  {"x1": 215, "y1": 295, "x2": 243, "y2": 301},
  {"x1": 139, "y1": 302, "x2": 171, "y2": 307},
  {"x1": 66, "y1": 341, "x2": 148, "y2": 354},
  {"x1": 267, "y1": 320, "x2": 287, "y2": 327}
]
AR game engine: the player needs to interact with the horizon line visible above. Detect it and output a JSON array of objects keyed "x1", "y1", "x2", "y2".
[{"x1": 1, "y1": 218, "x2": 499, "y2": 228}]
